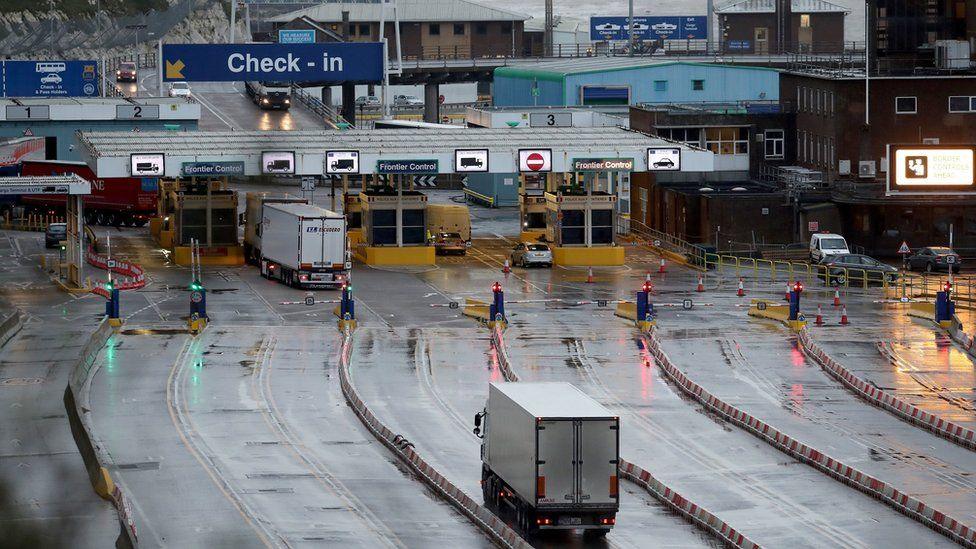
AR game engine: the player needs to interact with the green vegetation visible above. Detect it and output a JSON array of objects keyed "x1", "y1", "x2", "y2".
[{"x1": 0, "y1": 0, "x2": 169, "y2": 16}]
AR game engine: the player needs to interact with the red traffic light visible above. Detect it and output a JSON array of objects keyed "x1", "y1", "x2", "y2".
[
  {"x1": 944, "y1": 281, "x2": 952, "y2": 293},
  {"x1": 793, "y1": 281, "x2": 804, "y2": 293},
  {"x1": 491, "y1": 282, "x2": 502, "y2": 293},
  {"x1": 641, "y1": 281, "x2": 653, "y2": 294}
]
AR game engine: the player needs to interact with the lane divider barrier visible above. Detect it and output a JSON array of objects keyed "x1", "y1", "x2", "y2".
[
  {"x1": 337, "y1": 328, "x2": 531, "y2": 549},
  {"x1": 642, "y1": 329, "x2": 976, "y2": 547},
  {"x1": 491, "y1": 325, "x2": 759, "y2": 548},
  {"x1": 798, "y1": 328, "x2": 976, "y2": 453},
  {"x1": 65, "y1": 318, "x2": 139, "y2": 547},
  {"x1": 0, "y1": 308, "x2": 24, "y2": 348}
]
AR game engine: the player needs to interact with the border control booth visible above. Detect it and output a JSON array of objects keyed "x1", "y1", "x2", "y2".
[{"x1": 77, "y1": 128, "x2": 713, "y2": 266}]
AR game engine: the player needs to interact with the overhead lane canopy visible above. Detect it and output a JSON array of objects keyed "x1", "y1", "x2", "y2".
[{"x1": 77, "y1": 127, "x2": 714, "y2": 178}]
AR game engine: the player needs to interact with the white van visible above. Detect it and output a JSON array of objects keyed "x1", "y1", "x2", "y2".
[{"x1": 810, "y1": 233, "x2": 851, "y2": 262}]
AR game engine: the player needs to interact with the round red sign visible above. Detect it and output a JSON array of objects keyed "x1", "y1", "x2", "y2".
[{"x1": 526, "y1": 152, "x2": 545, "y2": 171}]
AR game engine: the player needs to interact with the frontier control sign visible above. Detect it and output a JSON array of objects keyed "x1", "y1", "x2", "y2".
[
  {"x1": 887, "y1": 144, "x2": 976, "y2": 195},
  {"x1": 162, "y1": 43, "x2": 383, "y2": 83},
  {"x1": 377, "y1": 160, "x2": 439, "y2": 174}
]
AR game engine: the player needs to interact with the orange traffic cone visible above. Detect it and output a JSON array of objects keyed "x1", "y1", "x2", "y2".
[
  {"x1": 696, "y1": 274, "x2": 705, "y2": 292},
  {"x1": 658, "y1": 258, "x2": 666, "y2": 273},
  {"x1": 840, "y1": 305, "x2": 849, "y2": 325},
  {"x1": 833, "y1": 287, "x2": 841, "y2": 307},
  {"x1": 784, "y1": 281, "x2": 792, "y2": 301},
  {"x1": 586, "y1": 267, "x2": 594, "y2": 284},
  {"x1": 736, "y1": 277, "x2": 745, "y2": 297},
  {"x1": 502, "y1": 260, "x2": 511, "y2": 274},
  {"x1": 815, "y1": 305, "x2": 824, "y2": 326}
]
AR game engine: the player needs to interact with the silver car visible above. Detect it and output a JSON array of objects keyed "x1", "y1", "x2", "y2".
[{"x1": 510, "y1": 242, "x2": 553, "y2": 268}]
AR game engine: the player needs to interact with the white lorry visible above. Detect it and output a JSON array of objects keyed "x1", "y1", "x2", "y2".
[
  {"x1": 255, "y1": 202, "x2": 350, "y2": 289},
  {"x1": 473, "y1": 382, "x2": 619, "y2": 537},
  {"x1": 245, "y1": 81, "x2": 291, "y2": 110}
]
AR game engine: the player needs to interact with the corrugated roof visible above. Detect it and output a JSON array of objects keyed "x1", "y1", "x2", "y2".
[
  {"x1": 270, "y1": 0, "x2": 529, "y2": 24},
  {"x1": 716, "y1": 0, "x2": 850, "y2": 13},
  {"x1": 495, "y1": 58, "x2": 779, "y2": 80}
]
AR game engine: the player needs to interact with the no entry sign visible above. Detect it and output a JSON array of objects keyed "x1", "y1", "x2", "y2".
[{"x1": 518, "y1": 149, "x2": 552, "y2": 173}]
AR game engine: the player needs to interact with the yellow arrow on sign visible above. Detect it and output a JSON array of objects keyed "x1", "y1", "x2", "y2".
[{"x1": 165, "y1": 59, "x2": 185, "y2": 79}]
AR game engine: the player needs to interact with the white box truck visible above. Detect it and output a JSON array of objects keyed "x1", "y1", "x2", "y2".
[
  {"x1": 243, "y1": 192, "x2": 307, "y2": 265},
  {"x1": 473, "y1": 382, "x2": 619, "y2": 537},
  {"x1": 257, "y1": 202, "x2": 350, "y2": 289}
]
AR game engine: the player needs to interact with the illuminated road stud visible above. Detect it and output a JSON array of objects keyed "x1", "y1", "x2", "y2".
[
  {"x1": 586, "y1": 267, "x2": 594, "y2": 284},
  {"x1": 736, "y1": 277, "x2": 745, "y2": 297},
  {"x1": 502, "y1": 260, "x2": 511, "y2": 274},
  {"x1": 658, "y1": 258, "x2": 666, "y2": 273},
  {"x1": 696, "y1": 274, "x2": 705, "y2": 293},
  {"x1": 833, "y1": 287, "x2": 841, "y2": 307},
  {"x1": 815, "y1": 305, "x2": 824, "y2": 326},
  {"x1": 840, "y1": 305, "x2": 849, "y2": 325}
]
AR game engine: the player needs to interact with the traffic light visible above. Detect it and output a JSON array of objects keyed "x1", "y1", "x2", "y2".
[
  {"x1": 641, "y1": 280, "x2": 653, "y2": 294},
  {"x1": 793, "y1": 281, "x2": 803, "y2": 295},
  {"x1": 105, "y1": 279, "x2": 114, "y2": 291},
  {"x1": 944, "y1": 281, "x2": 952, "y2": 294},
  {"x1": 492, "y1": 281, "x2": 502, "y2": 294}
]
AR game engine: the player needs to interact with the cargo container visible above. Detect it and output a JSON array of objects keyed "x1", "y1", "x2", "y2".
[
  {"x1": 474, "y1": 382, "x2": 619, "y2": 537},
  {"x1": 242, "y1": 192, "x2": 308, "y2": 264}
]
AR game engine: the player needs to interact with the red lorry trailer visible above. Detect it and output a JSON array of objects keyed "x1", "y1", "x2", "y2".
[{"x1": 16, "y1": 160, "x2": 157, "y2": 226}]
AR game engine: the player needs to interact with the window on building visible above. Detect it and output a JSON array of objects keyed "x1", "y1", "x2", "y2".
[
  {"x1": 692, "y1": 79, "x2": 704, "y2": 91},
  {"x1": 359, "y1": 23, "x2": 371, "y2": 36},
  {"x1": 800, "y1": 14, "x2": 811, "y2": 27},
  {"x1": 705, "y1": 127, "x2": 748, "y2": 155},
  {"x1": 476, "y1": 23, "x2": 488, "y2": 35},
  {"x1": 796, "y1": 87, "x2": 802, "y2": 111},
  {"x1": 429, "y1": 23, "x2": 441, "y2": 35},
  {"x1": 895, "y1": 96, "x2": 917, "y2": 114},
  {"x1": 501, "y1": 22, "x2": 513, "y2": 34},
  {"x1": 454, "y1": 23, "x2": 465, "y2": 35},
  {"x1": 654, "y1": 80, "x2": 667, "y2": 91},
  {"x1": 657, "y1": 127, "x2": 701, "y2": 147},
  {"x1": 949, "y1": 96, "x2": 976, "y2": 112},
  {"x1": 764, "y1": 129, "x2": 785, "y2": 159}
]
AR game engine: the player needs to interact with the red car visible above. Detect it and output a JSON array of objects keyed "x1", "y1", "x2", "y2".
[{"x1": 116, "y1": 61, "x2": 137, "y2": 83}]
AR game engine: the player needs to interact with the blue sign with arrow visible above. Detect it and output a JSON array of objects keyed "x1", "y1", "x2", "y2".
[
  {"x1": 2, "y1": 60, "x2": 99, "y2": 98},
  {"x1": 162, "y1": 43, "x2": 383, "y2": 83},
  {"x1": 590, "y1": 16, "x2": 707, "y2": 41}
]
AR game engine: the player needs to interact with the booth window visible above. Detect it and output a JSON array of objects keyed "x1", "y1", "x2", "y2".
[
  {"x1": 591, "y1": 209, "x2": 614, "y2": 244},
  {"x1": 560, "y1": 209, "x2": 585, "y2": 245},
  {"x1": 370, "y1": 210, "x2": 397, "y2": 246},
  {"x1": 402, "y1": 208, "x2": 426, "y2": 245}
]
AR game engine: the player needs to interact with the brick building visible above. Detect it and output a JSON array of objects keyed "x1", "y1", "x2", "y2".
[
  {"x1": 270, "y1": 0, "x2": 528, "y2": 59},
  {"x1": 716, "y1": 0, "x2": 848, "y2": 54}
]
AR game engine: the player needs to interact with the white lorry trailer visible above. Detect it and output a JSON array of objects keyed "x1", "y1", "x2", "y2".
[
  {"x1": 256, "y1": 202, "x2": 350, "y2": 289},
  {"x1": 474, "y1": 382, "x2": 619, "y2": 537}
]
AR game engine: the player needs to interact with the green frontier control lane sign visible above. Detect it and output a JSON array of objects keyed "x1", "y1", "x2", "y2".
[
  {"x1": 377, "y1": 159, "x2": 439, "y2": 174},
  {"x1": 572, "y1": 158, "x2": 634, "y2": 172}
]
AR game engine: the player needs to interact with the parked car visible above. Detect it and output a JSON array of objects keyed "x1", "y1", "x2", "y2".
[
  {"x1": 355, "y1": 95, "x2": 380, "y2": 107},
  {"x1": 820, "y1": 254, "x2": 899, "y2": 285},
  {"x1": 116, "y1": 62, "x2": 137, "y2": 82},
  {"x1": 432, "y1": 232, "x2": 467, "y2": 255},
  {"x1": 393, "y1": 94, "x2": 423, "y2": 107},
  {"x1": 510, "y1": 242, "x2": 553, "y2": 268},
  {"x1": 810, "y1": 232, "x2": 851, "y2": 262},
  {"x1": 45, "y1": 222, "x2": 67, "y2": 249},
  {"x1": 906, "y1": 246, "x2": 962, "y2": 273},
  {"x1": 168, "y1": 81, "x2": 191, "y2": 98}
]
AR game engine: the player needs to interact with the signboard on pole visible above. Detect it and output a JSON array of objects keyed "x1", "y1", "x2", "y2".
[
  {"x1": 589, "y1": 16, "x2": 708, "y2": 41},
  {"x1": 518, "y1": 149, "x2": 552, "y2": 172},
  {"x1": 325, "y1": 150, "x2": 360, "y2": 174},
  {"x1": 897, "y1": 241, "x2": 911, "y2": 255},
  {"x1": 278, "y1": 29, "x2": 315, "y2": 44},
  {"x1": 454, "y1": 149, "x2": 489, "y2": 173},
  {"x1": 301, "y1": 176, "x2": 316, "y2": 191},
  {"x1": 886, "y1": 144, "x2": 976, "y2": 195},
  {"x1": 647, "y1": 147, "x2": 681, "y2": 171},
  {"x1": 130, "y1": 153, "x2": 165, "y2": 177},
  {"x1": 262, "y1": 151, "x2": 295, "y2": 174},
  {"x1": 161, "y1": 43, "x2": 383, "y2": 83},
  {"x1": 1, "y1": 60, "x2": 99, "y2": 98}
]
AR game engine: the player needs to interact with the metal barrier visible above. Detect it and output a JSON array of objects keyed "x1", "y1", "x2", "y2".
[
  {"x1": 462, "y1": 188, "x2": 494, "y2": 208},
  {"x1": 886, "y1": 273, "x2": 976, "y2": 303},
  {"x1": 290, "y1": 85, "x2": 351, "y2": 129},
  {"x1": 702, "y1": 252, "x2": 905, "y2": 290}
]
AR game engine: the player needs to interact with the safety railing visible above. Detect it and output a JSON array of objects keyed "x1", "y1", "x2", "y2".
[
  {"x1": 290, "y1": 85, "x2": 353, "y2": 129},
  {"x1": 462, "y1": 188, "x2": 494, "y2": 207},
  {"x1": 624, "y1": 218, "x2": 704, "y2": 262},
  {"x1": 885, "y1": 273, "x2": 976, "y2": 304},
  {"x1": 703, "y1": 253, "x2": 906, "y2": 290},
  {"x1": 0, "y1": 213, "x2": 66, "y2": 232}
]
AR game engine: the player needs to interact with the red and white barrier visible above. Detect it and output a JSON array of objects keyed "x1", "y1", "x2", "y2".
[
  {"x1": 643, "y1": 330, "x2": 976, "y2": 547},
  {"x1": 798, "y1": 329, "x2": 976, "y2": 452},
  {"x1": 492, "y1": 325, "x2": 758, "y2": 547},
  {"x1": 337, "y1": 330, "x2": 531, "y2": 549},
  {"x1": 86, "y1": 245, "x2": 147, "y2": 296}
]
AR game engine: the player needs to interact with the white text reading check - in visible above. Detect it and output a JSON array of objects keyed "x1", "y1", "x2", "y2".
[{"x1": 227, "y1": 53, "x2": 344, "y2": 73}]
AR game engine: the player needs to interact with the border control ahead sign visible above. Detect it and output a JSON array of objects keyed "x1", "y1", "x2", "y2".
[
  {"x1": 886, "y1": 144, "x2": 976, "y2": 195},
  {"x1": 162, "y1": 43, "x2": 383, "y2": 83}
]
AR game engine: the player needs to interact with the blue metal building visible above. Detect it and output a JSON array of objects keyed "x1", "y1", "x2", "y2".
[{"x1": 493, "y1": 59, "x2": 779, "y2": 107}]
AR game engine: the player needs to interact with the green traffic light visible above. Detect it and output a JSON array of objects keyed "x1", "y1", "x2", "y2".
[{"x1": 105, "y1": 281, "x2": 113, "y2": 290}]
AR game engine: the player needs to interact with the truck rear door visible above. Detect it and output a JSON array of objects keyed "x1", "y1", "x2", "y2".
[
  {"x1": 578, "y1": 419, "x2": 618, "y2": 507},
  {"x1": 299, "y1": 217, "x2": 325, "y2": 268},
  {"x1": 537, "y1": 420, "x2": 575, "y2": 507},
  {"x1": 322, "y1": 217, "x2": 345, "y2": 268}
]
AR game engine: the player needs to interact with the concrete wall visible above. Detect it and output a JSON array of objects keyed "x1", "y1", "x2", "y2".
[{"x1": 0, "y1": 120, "x2": 199, "y2": 161}]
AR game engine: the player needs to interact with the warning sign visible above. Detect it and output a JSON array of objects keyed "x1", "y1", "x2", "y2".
[{"x1": 897, "y1": 241, "x2": 911, "y2": 254}]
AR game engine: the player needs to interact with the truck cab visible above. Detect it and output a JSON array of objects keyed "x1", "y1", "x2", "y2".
[{"x1": 246, "y1": 81, "x2": 291, "y2": 110}]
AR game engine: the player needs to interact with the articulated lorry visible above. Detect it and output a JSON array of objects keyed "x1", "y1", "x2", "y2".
[
  {"x1": 474, "y1": 382, "x2": 619, "y2": 537},
  {"x1": 245, "y1": 81, "x2": 291, "y2": 110},
  {"x1": 246, "y1": 198, "x2": 349, "y2": 288}
]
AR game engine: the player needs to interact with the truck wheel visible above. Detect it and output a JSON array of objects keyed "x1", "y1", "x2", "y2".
[{"x1": 583, "y1": 529, "x2": 610, "y2": 539}]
